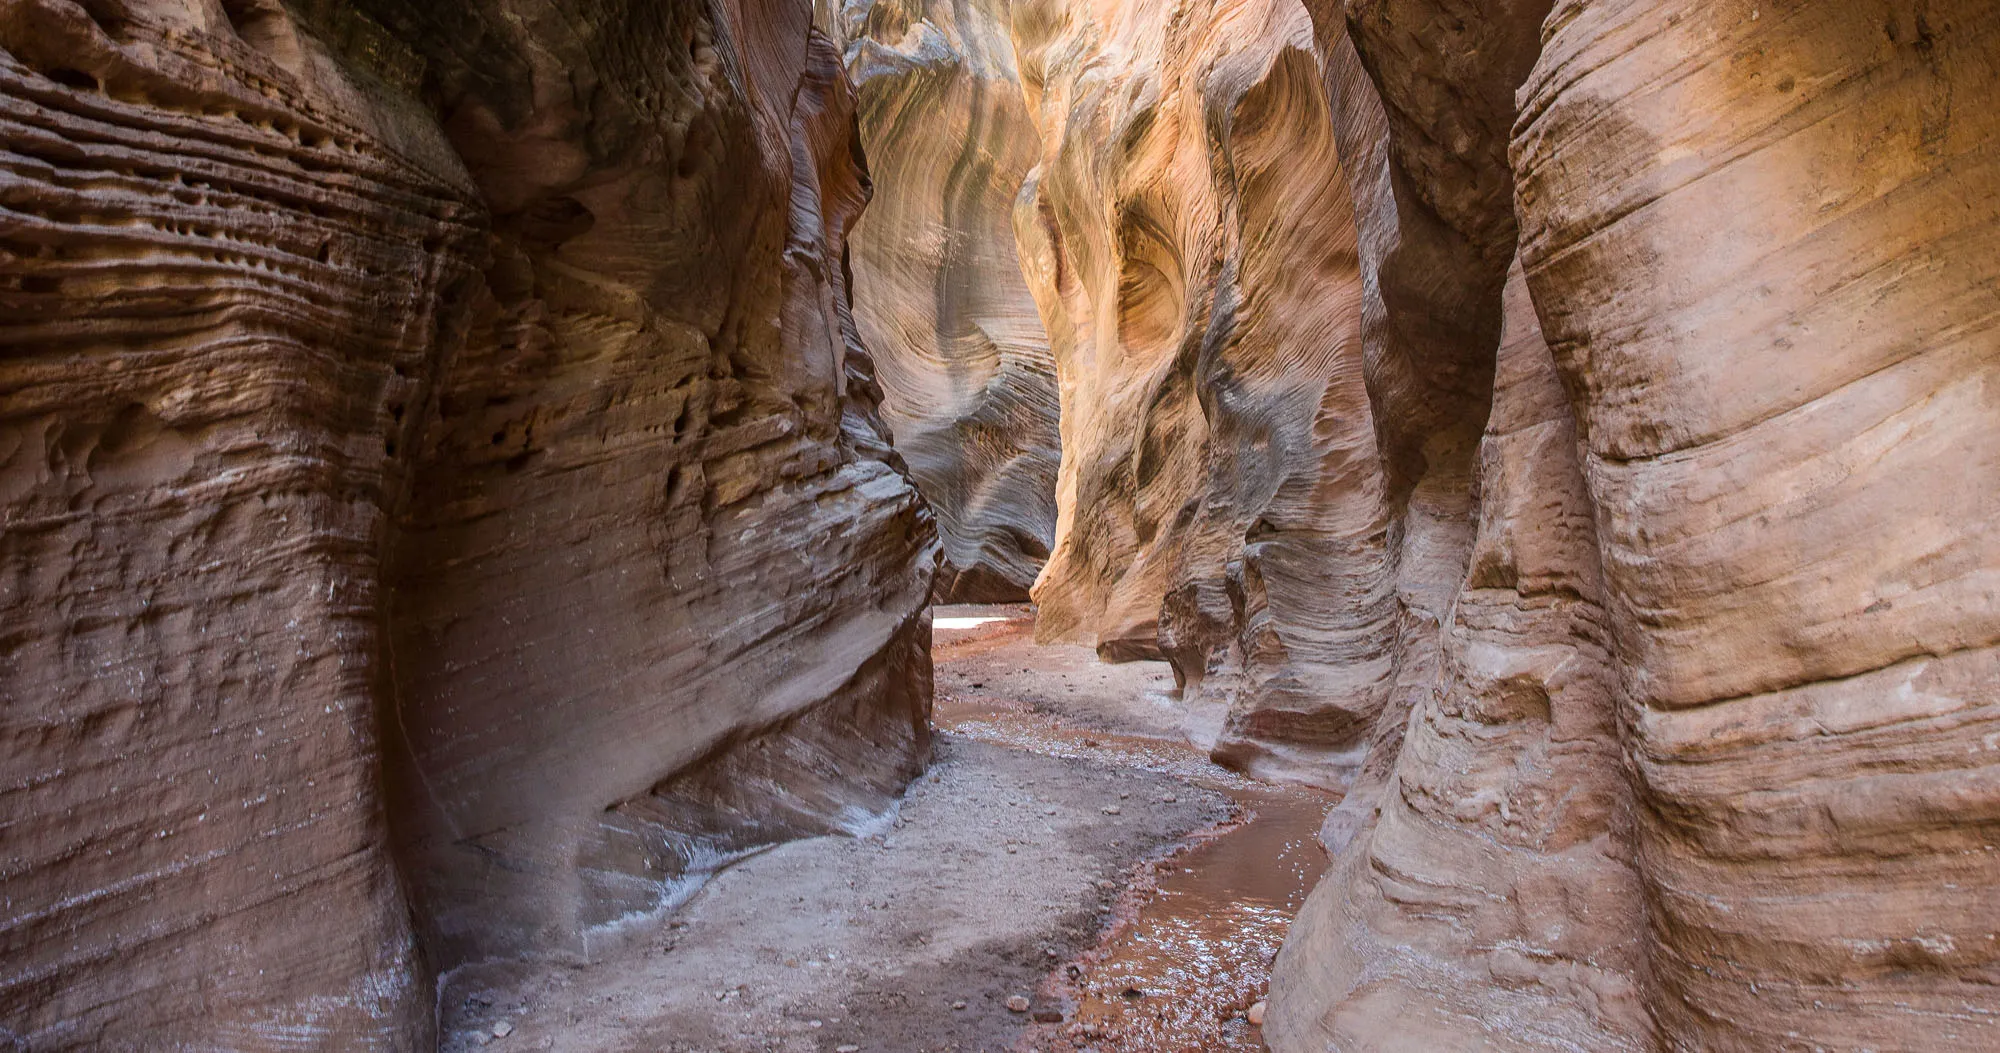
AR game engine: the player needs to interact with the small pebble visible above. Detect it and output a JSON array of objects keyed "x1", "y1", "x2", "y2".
[
  {"x1": 1006, "y1": 995, "x2": 1032, "y2": 1013},
  {"x1": 809, "y1": 1019, "x2": 824, "y2": 1029},
  {"x1": 1102, "y1": 806, "x2": 1121, "y2": 816},
  {"x1": 491, "y1": 1020, "x2": 513, "y2": 1038},
  {"x1": 1248, "y1": 1000, "x2": 1268, "y2": 1027},
  {"x1": 952, "y1": 1001, "x2": 968, "y2": 1010},
  {"x1": 1162, "y1": 795, "x2": 1178, "y2": 804},
  {"x1": 837, "y1": 1047, "x2": 861, "y2": 1053}
]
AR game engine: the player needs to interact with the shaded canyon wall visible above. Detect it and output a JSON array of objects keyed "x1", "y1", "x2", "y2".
[{"x1": 0, "y1": 0, "x2": 936, "y2": 1046}]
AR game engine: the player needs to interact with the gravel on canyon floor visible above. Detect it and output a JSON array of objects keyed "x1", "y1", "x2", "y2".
[{"x1": 438, "y1": 606, "x2": 1325, "y2": 1052}]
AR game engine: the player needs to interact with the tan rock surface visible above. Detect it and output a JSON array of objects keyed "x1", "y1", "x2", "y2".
[
  {"x1": 820, "y1": 0, "x2": 1060, "y2": 602},
  {"x1": 1513, "y1": 1, "x2": 2000, "y2": 1046},
  {"x1": 2, "y1": 0, "x2": 936, "y2": 1045},
  {"x1": 1003, "y1": 0, "x2": 1419, "y2": 789},
  {"x1": 1270, "y1": 1, "x2": 2000, "y2": 1050}
]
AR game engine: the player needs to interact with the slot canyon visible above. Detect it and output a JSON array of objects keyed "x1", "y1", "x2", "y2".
[{"x1": 1, "y1": 0, "x2": 1995, "y2": 1049}]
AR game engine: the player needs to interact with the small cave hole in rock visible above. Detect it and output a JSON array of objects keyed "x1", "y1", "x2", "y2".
[{"x1": 43, "y1": 68, "x2": 100, "y2": 92}]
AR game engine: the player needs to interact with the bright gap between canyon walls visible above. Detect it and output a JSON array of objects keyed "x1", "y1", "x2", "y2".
[{"x1": 2, "y1": 0, "x2": 1997, "y2": 1051}]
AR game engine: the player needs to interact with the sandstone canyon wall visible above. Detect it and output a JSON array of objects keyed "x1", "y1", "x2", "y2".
[
  {"x1": 825, "y1": 0, "x2": 2000, "y2": 1046},
  {"x1": 819, "y1": 0, "x2": 1060, "y2": 602},
  {"x1": 0, "y1": 0, "x2": 936, "y2": 1047},
  {"x1": 1268, "y1": 1, "x2": 2000, "y2": 1051},
  {"x1": 1005, "y1": 0, "x2": 1425, "y2": 788}
]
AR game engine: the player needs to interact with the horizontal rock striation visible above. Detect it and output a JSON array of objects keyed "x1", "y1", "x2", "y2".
[
  {"x1": 1513, "y1": 1, "x2": 2000, "y2": 1046},
  {"x1": 0, "y1": 1, "x2": 475, "y2": 1045},
  {"x1": 1271, "y1": 0, "x2": 2000, "y2": 1050},
  {"x1": 361, "y1": 0, "x2": 938, "y2": 969},
  {"x1": 821, "y1": 0, "x2": 1060, "y2": 603},
  {"x1": 1, "y1": 0, "x2": 937, "y2": 1046}
]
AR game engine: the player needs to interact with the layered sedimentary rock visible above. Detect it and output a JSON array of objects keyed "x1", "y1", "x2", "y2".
[
  {"x1": 1005, "y1": 0, "x2": 1420, "y2": 785},
  {"x1": 819, "y1": 0, "x2": 1060, "y2": 602},
  {"x1": 1513, "y1": 2, "x2": 2000, "y2": 1046},
  {"x1": 1, "y1": 0, "x2": 935, "y2": 1046},
  {"x1": 1270, "y1": 1, "x2": 2000, "y2": 1050},
  {"x1": 0, "y1": 2, "x2": 473, "y2": 1045},
  {"x1": 360, "y1": 0, "x2": 938, "y2": 968}
]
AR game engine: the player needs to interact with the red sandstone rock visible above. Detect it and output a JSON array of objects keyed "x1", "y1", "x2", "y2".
[
  {"x1": 1, "y1": 0, "x2": 936, "y2": 1045},
  {"x1": 6, "y1": 0, "x2": 1998, "y2": 1048},
  {"x1": 0, "y1": 1, "x2": 473, "y2": 1044},
  {"x1": 367, "y1": 0, "x2": 938, "y2": 970}
]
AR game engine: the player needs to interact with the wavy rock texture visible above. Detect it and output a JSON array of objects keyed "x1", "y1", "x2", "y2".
[
  {"x1": 1002, "y1": 0, "x2": 1423, "y2": 787},
  {"x1": 1514, "y1": 1, "x2": 2000, "y2": 1047},
  {"x1": 819, "y1": 0, "x2": 1060, "y2": 602},
  {"x1": 0, "y1": 2, "x2": 473, "y2": 1046},
  {"x1": 359, "y1": 0, "x2": 938, "y2": 970},
  {"x1": 1270, "y1": 1, "x2": 2000, "y2": 1050},
  {"x1": 0, "y1": 0, "x2": 936, "y2": 1046}
]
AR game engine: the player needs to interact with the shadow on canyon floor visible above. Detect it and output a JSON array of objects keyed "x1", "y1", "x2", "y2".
[{"x1": 436, "y1": 606, "x2": 1331, "y2": 1052}]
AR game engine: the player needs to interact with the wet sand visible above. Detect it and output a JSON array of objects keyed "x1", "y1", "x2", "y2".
[{"x1": 436, "y1": 605, "x2": 1331, "y2": 1052}]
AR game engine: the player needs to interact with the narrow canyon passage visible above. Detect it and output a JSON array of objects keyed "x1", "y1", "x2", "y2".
[
  {"x1": 432, "y1": 608, "x2": 1328, "y2": 1053},
  {"x1": 4, "y1": 0, "x2": 1996, "y2": 1049}
]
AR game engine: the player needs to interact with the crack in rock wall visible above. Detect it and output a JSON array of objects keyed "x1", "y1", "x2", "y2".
[
  {"x1": 4, "y1": 0, "x2": 1997, "y2": 1048},
  {"x1": 0, "y1": 0, "x2": 937, "y2": 1046}
]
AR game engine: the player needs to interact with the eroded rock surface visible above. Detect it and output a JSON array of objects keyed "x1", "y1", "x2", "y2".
[
  {"x1": 1512, "y1": 2, "x2": 2000, "y2": 1046},
  {"x1": 1003, "y1": 0, "x2": 1422, "y2": 789},
  {"x1": 6, "y1": 0, "x2": 1998, "y2": 1048},
  {"x1": 838, "y1": 0, "x2": 2000, "y2": 1046},
  {"x1": 360, "y1": 0, "x2": 938, "y2": 969},
  {"x1": 1269, "y1": 1, "x2": 2000, "y2": 1050},
  {"x1": 820, "y1": 0, "x2": 1060, "y2": 602},
  {"x1": 0, "y1": 2, "x2": 472, "y2": 1045},
  {"x1": 1, "y1": 0, "x2": 936, "y2": 1046}
]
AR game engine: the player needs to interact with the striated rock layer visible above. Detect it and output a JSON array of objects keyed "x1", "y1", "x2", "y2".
[
  {"x1": 1006, "y1": 0, "x2": 1417, "y2": 787},
  {"x1": 820, "y1": 0, "x2": 1060, "y2": 602},
  {"x1": 0, "y1": 0, "x2": 936, "y2": 1047},
  {"x1": 359, "y1": 0, "x2": 938, "y2": 969},
  {"x1": 1270, "y1": 1, "x2": 2000, "y2": 1050},
  {"x1": 0, "y1": 2, "x2": 474, "y2": 1045},
  {"x1": 845, "y1": 0, "x2": 2000, "y2": 1045}
]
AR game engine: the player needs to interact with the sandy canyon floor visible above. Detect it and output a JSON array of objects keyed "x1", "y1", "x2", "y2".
[{"x1": 437, "y1": 606, "x2": 1332, "y2": 1052}]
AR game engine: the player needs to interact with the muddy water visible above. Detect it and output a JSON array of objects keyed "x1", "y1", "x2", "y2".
[
  {"x1": 933, "y1": 609, "x2": 1335, "y2": 1053},
  {"x1": 1053, "y1": 788, "x2": 1328, "y2": 1052}
]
